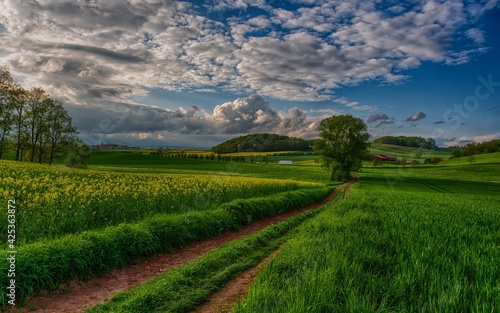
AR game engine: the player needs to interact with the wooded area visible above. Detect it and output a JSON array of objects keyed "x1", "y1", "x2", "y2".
[{"x1": 0, "y1": 67, "x2": 81, "y2": 165}]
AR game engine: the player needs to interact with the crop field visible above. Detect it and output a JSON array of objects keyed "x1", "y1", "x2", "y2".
[
  {"x1": 369, "y1": 143, "x2": 452, "y2": 160},
  {"x1": 0, "y1": 160, "x2": 323, "y2": 245},
  {"x1": 234, "y1": 171, "x2": 500, "y2": 312}
]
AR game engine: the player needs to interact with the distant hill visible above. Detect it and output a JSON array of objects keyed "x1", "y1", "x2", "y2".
[
  {"x1": 372, "y1": 136, "x2": 436, "y2": 149},
  {"x1": 211, "y1": 133, "x2": 311, "y2": 154}
]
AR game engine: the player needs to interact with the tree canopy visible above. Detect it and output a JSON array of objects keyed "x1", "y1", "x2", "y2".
[
  {"x1": 372, "y1": 136, "x2": 436, "y2": 149},
  {"x1": 0, "y1": 66, "x2": 80, "y2": 165},
  {"x1": 450, "y1": 139, "x2": 500, "y2": 158},
  {"x1": 314, "y1": 115, "x2": 370, "y2": 181},
  {"x1": 211, "y1": 133, "x2": 311, "y2": 154}
]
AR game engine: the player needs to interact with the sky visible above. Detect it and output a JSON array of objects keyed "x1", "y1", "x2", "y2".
[{"x1": 0, "y1": 0, "x2": 499, "y2": 148}]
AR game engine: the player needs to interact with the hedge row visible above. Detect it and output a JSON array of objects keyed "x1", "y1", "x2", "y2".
[{"x1": 0, "y1": 187, "x2": 332, "y2": 308}]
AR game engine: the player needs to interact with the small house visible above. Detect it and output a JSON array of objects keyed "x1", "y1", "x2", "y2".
[{"x1": 278, "y1": 160, "x2": 293, "y2": 165}]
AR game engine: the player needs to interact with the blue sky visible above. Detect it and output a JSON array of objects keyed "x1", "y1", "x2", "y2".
[{"x1": 0, "y1": 0, "x2": 499, "y2": 148}]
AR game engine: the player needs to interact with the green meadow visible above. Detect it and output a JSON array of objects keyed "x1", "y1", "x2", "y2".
[{"x1": 234, "y1": 158, "x2": 500, "y2": 313}]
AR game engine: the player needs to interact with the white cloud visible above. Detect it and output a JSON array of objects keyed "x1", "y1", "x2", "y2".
[
  {"x1": 466, "y1": 28, "x2": 486, "y2": 44},
  {"x1": 0, "y1": 0, "x2": 496, "y2": 107},
  {"x1": 68, "y1": 95, "x2": 326, "y2": 142},
  {"x1": 441, "y1": 134, "x2": 500, "y2": 147},
  {"x1": 407, "y1": 111, "x2": 427, "y2": 121}
]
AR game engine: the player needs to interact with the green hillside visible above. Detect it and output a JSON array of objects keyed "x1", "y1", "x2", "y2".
[
  {"x1": 441, "y1": 151, "x2": 500, "y2": 165},
  {"x1": 369, "y1": 143, "x2": 450, "y2": 160},
  {"x1": 211, "y1": 133, "x2": 311, "y2": 154}
]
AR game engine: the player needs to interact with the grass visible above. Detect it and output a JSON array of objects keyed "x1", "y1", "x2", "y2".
[
  {"x1": 234, "y1": 180, "x2": 500, "y2": 312},
  {"x1": 2, "y1": 146, "x2": 498, "y2": 312},
  {"x1": 85, "y1": 205, "x2": 327, "y2": 313},
  {"x1": 0, "y1": 185, "x2": 332, "y2": 308},
  {"x1": 440, "y1": 151, "x2": 500, "y2": 165},
  {"x1": 369, "y1": 143, "x2": 451, "y2": 160},
  {"x1": 87, "y1": 150, "x2": 331, "y2": 183}
]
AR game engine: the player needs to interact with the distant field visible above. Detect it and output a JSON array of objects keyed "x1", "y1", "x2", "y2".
[
  {"x1": 369, "y1": 143, "x2": 451, "y2": 159},
  {"x1": 87, "y1": 150, "x2": 331, "y2": 183},
  {"x1": 440, "y1": 151, "x2": 500, "y2": 165}
]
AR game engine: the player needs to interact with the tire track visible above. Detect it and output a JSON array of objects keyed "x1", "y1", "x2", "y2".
[{"x1": 191, "y1": 175, "x2": 360, "y2": 313}]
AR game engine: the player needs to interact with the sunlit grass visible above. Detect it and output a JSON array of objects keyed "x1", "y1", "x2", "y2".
[{"x1": 234, "y1": 182, "x2": 500, "y2": 312}]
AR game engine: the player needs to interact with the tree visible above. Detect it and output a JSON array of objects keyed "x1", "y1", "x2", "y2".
[
  {"x1": 26, "y1": 88, "x2": 49, "y2": 162},
  {"x1": 466, "y1": 154, "x2": 476, "y2": 164},
  {"x1": 66, "y1": 138, "x2": 91, "y2": 168},
  {"x1": 46, "y1": 100, "x2": 77, "y2": 164},
  {"x1": 314, "y1": 115, "x2": 370, "y2": 181},
  {"x1": 415, "y1": 150, "x2": 423, "y2": 159},
  {"x1": 0, "y1": 67, "x2": 17, "y2": 159},
  {"x1": 11, "y1": 86, "x2": 28, "y2": 161},
  {"x1": 400, "y1": 157, "x2": 408, "y2": 168}
]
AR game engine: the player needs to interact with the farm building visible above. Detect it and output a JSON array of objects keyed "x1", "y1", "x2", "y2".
[
  {"x1": 370, "y1": 154, "x2": 397, "y2": 162},
  {"x1": 278, "y1": 160, "x2": 293, "y2": 165}
]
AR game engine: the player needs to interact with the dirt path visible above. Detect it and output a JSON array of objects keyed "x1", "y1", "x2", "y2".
[
  {"x1": 344, "y1": 173, "x2": 359, "y2": 198},
  {"x1": 11, "y1": 183, "x2": 347, "y2": 313},
  {"x1": 193, "y1": 176, "x2": 359, "y2": 313}
]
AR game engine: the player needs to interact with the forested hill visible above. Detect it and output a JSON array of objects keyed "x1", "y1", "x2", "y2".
[
  {"x1": 211, "y1": 133, "x2": 311, "y2": 154},
  {"x1": 372, "y1": 136, "x2": 437, "y2": 149}
]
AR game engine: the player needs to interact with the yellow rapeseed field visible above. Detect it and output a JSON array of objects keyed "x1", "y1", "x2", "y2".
[{"x1": 0, "y1": 160, "x2": 321, "y2": 245}]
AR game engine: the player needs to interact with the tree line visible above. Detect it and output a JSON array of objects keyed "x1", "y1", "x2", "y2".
[
  {"x1": 0, "y1": 67, "x2": 85, "y2": 166},
  {"x1": 211, "y1": 133, "x2": 311, "y2": 154},
  {"x1": 373, "y1": 136, "x2": 437, "y2": 149},
  {"x1": 450, "y1": 139, "x2": 500, "y2": 158}
]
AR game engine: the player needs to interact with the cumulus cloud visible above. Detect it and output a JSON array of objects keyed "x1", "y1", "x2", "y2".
[
  {"x1": 67, "y1": 95, "x2": 325, "y2": 145},
  {"x1": 367, "y1": 113, "x2": 390, "y2": 123},
  {"x1": 406, "y1": 111, "x2": 427, "y2": 121}
]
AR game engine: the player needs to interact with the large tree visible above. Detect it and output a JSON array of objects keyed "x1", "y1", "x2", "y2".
[{"x1": 314, "y1": 115, "x2": 370, "y2": 181}]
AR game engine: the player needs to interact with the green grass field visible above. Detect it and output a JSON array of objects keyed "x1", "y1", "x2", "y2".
[
  {"x1": 87, "y1": 150, "x2": 332, "y2": 183},
  {"x1": 369, "y1": 143, "x2": 452, "y2": 160},
  {"x1": 234, "y1": 167, "x2": 500, "y2": 313}
]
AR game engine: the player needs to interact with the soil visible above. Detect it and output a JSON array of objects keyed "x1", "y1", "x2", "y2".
[
  {"x1": 189, "y1": 246, "x2": 284, "y2": 313},
  {"x1": 10, "y1": 181, "x2": 350, "y2": 313}
]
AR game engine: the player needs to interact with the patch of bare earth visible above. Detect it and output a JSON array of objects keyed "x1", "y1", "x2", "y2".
[
  {"x1": 9, "y1": 184, "x2": 346, "y2": 313},
  {"x1": 190, "y1": 246, "x2": 284, "y2": 313}
]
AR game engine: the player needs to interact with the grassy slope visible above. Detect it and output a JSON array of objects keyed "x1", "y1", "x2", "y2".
[
  {"x1": 369, "y1": 143, "x2": 451, "y2": 159},
  {"x1": 233, "y1": 164, "x2": 500, "y2": 312}
]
